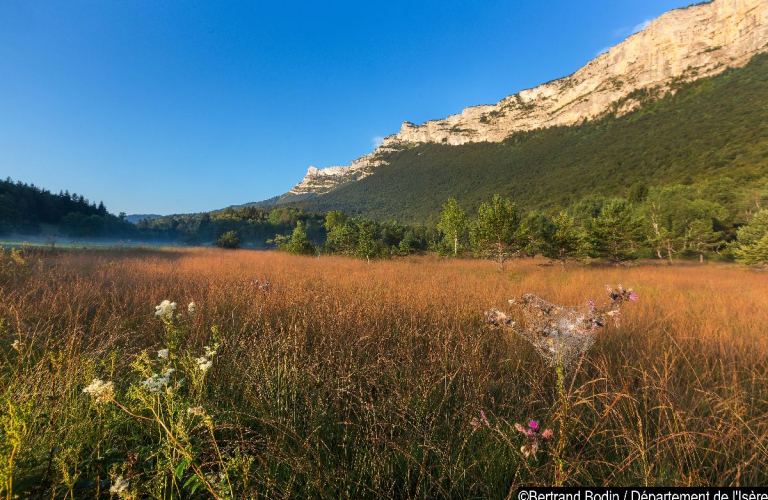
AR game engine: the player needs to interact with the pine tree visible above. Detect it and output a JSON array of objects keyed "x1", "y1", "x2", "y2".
[
  {"x1": 540, "y1": 211, "x2": 585, "y2": 266},
  {"x1": 735, "y1": 209, "x2": 768, "y2": 267},
  {"x1": 589, "y1": 199, "x2": 639, "y2": 264},
  {"x1": 287, "y1": 221, "x2": 316, "y2": 255},
  {"x1": 470, "y1": 194, "x2": 520, "y2": 270}
]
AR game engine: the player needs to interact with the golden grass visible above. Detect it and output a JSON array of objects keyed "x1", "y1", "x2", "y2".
[{"x1": 2, "y1": 248, "x2": 767, "y2": 497}]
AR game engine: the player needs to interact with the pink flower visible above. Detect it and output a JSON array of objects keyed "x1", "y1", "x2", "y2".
[
  {"x1": 629, "y1": 292, "x2": 638, "y2": 302},
  {"x1": 515, "y1": 420, "x2": 553, "y2": 459},
  {"x1": 480, "y1": 410, "x2": 490, "y2": 426}
]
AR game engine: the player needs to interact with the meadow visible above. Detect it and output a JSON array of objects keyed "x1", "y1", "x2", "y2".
[{"x1": 1, "y1": 248, "x2": 767, "y2": 498}]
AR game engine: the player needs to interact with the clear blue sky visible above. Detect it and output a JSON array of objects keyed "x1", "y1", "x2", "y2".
[{"x1": 0, "y1": 0, "x2": 690, "y2": 215}]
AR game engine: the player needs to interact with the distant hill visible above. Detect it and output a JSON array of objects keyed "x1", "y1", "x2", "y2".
[
  {"x1": 125, "y1": 214, "x2": 163, "y2": 224},
  {"x1": 288, "y1": 53, "x2": 768, "y2": 223}
]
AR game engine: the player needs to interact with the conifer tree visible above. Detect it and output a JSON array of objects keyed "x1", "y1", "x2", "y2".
[
  {"x1": 735, "y1": 209, "x2": 768, "y2": 267},
  {"x1": 470, "y1": 194, "x2": 520, "y2": 269},
  {"x1": 540, "y1": 211, "x2": 585, "y2": 266},
  {"x1": 589, "y1": 199, "x2": 639, "y2": 264}
]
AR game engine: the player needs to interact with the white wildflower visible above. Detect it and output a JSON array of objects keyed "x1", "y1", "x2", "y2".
[
  {"x1": 110, "y1": 475, "x2": 129, "y2": 494},
  {"x1": 83, "y1": 378, "x2": 115, "y2": 403},
  {"x1": 203, "y1": 344, "x2": 218, "y2": 358},
  {"x1": 187, "y1": 406, "x2": 206, "y2": 416},
  {"x1": 142, "y1": 368, "x2": 175, "y2": 393},
  {"x1": 154, "y1": 300, "x2": 177, "y2": 318},
  {"x1": 157, "y1": 348, "x2": 169, "y2": 359},
  {"x1": 195, "y1": 356, "x2": 213, "y2": 373},
  {"x1": 187, "y1": 301, "x2": 196, "y2": 315}
]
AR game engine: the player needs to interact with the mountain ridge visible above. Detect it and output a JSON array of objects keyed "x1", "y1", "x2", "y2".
[
  {"x1": 288, "y1": 52, "x2": 768, "y2": 222},
  {"x1": 269, "y1": 0, "x2": 766, "y2": 204}
]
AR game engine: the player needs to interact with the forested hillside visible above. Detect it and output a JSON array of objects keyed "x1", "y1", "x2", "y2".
[
  {"x1": 293, "y1": 54, "x2": 768, "y2": 223},
  {"x1": 0, "y1": 178, "x2": 135, "y2": 236}
]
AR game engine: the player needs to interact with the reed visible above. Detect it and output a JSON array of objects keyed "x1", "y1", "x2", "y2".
[{"x1": 1, "y1": 248, "x2": 766, "y2": 498}]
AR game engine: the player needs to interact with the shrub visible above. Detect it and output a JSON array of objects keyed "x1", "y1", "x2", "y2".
[{"x1": 216, "y1": 230, "x2": 241, "y2": 249}]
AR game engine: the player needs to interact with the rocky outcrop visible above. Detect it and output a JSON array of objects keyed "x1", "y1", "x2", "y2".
[
  {"x1": 283, "y1": 0, "x2": 768, "y2": 200},
  {"x1": 288, "y1": 152, "x2": 387, "y2": 196}
]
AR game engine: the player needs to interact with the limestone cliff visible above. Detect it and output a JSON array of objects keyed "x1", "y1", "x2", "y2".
[{"x1": 284, "y1": 0, "x2": 768, "y2": 199}]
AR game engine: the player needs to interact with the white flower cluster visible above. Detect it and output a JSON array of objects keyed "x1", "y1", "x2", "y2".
[
  {"x1": 187, "y1": 301, "x2": 196, "y2": 315},
  {"x1": 82, "y1": 378, "x2": 115, "y2": 403},
  {"x1": 110, "y1": 476, "x2": 129, "y2": 495},
  {"x1": 195, "y1": 356, "x2": 213, "y2": 373},
  {"x1": 195, "y1": 344, "x2": 218, "y2": 373},
  {"x1": 142, "y1": 368, "x2": 175, "y2": 393},
  {"x1": 187, "y1": 406, "x2": 206, "y2": 417},
  {"x1": 157, "y1": 348, "x2": 169, "y2": 359},
  {"x1": 155, "y1": 300, "x2": 177, "y2": 318}
]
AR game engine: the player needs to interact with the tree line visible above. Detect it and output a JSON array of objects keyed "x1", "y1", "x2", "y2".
[
  {"x1": 3, "y1": 177, "x2": 765, "y2": 267},
  {"x1": 270, "y1": 190, "x2": 768, "y2": 268},
  {"x1": 0, "y1": 177, "x2": 135, "y2": 237}
]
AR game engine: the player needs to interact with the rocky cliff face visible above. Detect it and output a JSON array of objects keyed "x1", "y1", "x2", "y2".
[
  {"x1": 284, "y1": 0, "x2": 768, "y2": 199},
  {"x1": 288, "y1": 152, "x2": 388, "y2": 196}
]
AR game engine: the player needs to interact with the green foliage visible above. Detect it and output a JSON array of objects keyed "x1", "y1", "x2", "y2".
[
  {"x1": 0, "y1": 177, "x2": 133, "y2": 237},
  {"x1": 437, "y1": 198, "x2": 468, "y2": 257},
  {"x1": 355, "y1": 218, "x2": 383, "y2": 261},
  {"x1": 325, "y1": 216, "x2": 358, "y2": 256},
  {"x1": 216, "y1": 230, "x2": 241, "y2": 249},
  {"x1": 325, "y1": 210, "x2": 348, "y2": 233},
  {"x1": 470, "y1": 194, "x2": 520, "y2": 268},
  {"x1": 293, "y1": 54, "x2": 768, "y2": 226},
  {"x1": 271, "y1": 221, "x2": 317, "y2": 255},
  {"x1": 539, "y1": 211, "x2": 587, "y2": 264},
  {"x1": 141, "y1": 206, "x2": 328, "y2": 248},
  {"x1": 587, "y1": 199, "x2": 640, "y2": 264},
  {"x1": 322, "y1": 213, "x2": 433, "y2": 260},
  {"x1": 0, "y1": 248, "x2": 32, "y2": 284},
  {"x1": 735, "y1": 210, "x2": 768, "y2": 267},
  {"x1": 515, "y1": 211, "x2": 549, "y2": 258},
  {"x1": 641, "y1": 186, "x2": 729, "y2": 262}
]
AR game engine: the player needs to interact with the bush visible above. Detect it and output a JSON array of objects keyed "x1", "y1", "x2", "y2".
[
  {"x1": 216, "y1": 230, "x2": 241, "y2": 249},
  {"x1": 269, "y1": 222, "x2": 317, "y2": 255}
]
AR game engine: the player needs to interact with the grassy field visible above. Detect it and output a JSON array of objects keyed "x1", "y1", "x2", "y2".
[{"x1": 1, "y1": 248, "x2": 767, "y2": 498}]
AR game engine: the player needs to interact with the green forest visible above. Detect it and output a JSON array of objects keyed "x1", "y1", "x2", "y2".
[
  {"x1": 0, "y1": 178, "x2": 136, "y2": 237},
  {"x1": 293, "y1": 53, "x2": 768, "y2": 224},
  {"x1": 0, "y1": 178, "x2": 327, "y2": 247},
  {"x1": 2, "y1": 55, "x2": 766, "y2": 266},
  {"x1": 267, "y1": 193, "x2": 768, "y2": 267}
]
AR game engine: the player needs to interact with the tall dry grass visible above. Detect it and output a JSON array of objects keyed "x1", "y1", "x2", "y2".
[{"x1": 1, "y1": 248, "x2": 767, "y2": 498}]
